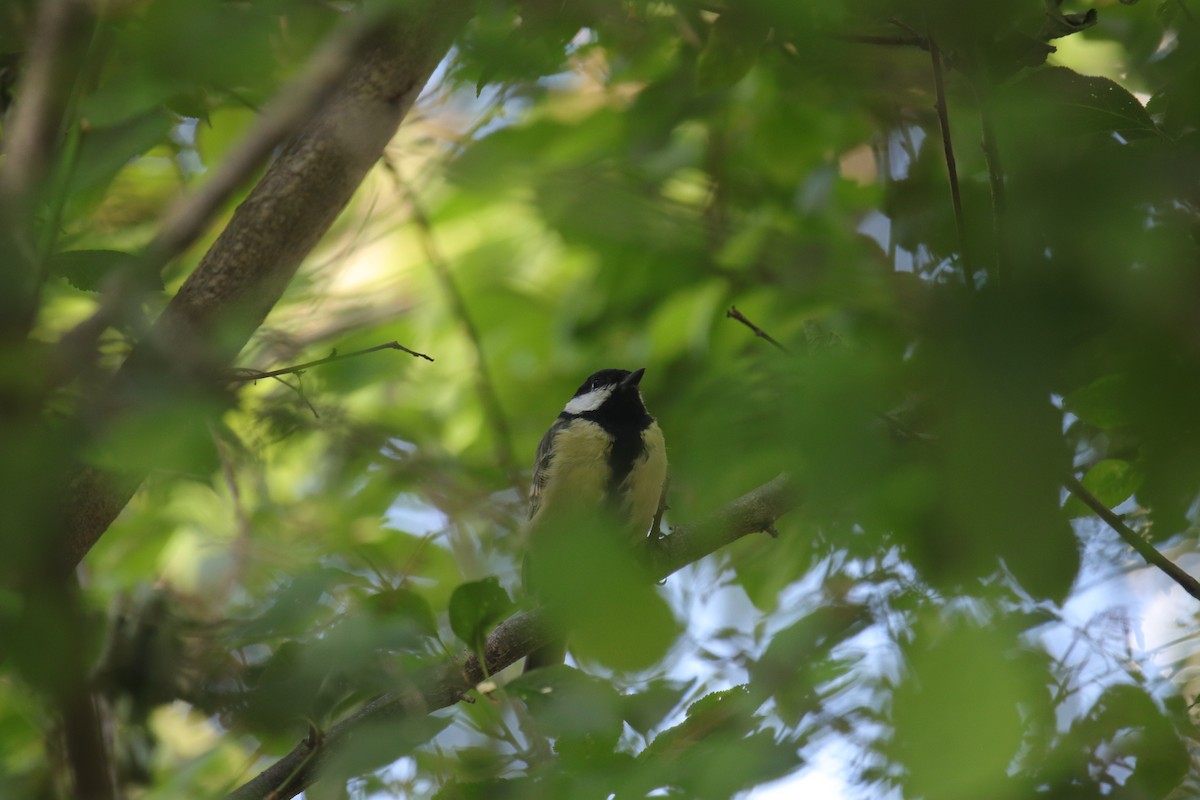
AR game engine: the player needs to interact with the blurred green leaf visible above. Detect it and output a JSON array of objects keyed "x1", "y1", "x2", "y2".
[
  {"x1": 449, "y1": 577, "x2": 515, "y2": 651},
  {"x1": 47, "y1": 249, "x2": 143, "y2": 293},
  {"x1": 888, "y1": 615, "x2": 1049, "y2": 800},
  {"x1": 1064, "y1": 459, "x2": 1143, "y2": 518},
  {"x1": 696, "y1": 12, "x2": 764, "y2": 92},
  {"x1": 1066, "y1": 373, "x2": 1134, "y2": 429}
]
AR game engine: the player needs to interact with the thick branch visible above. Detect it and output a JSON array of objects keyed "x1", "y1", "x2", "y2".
[
  {"x1": 59, "y1": 3, "x2": 474, "y2": 574},
  {"x1": 226, "y1": 474, "x2": 798, "y2": 800},
  {"x1": 57, "y1": 12, "x2": 398, "y2": 365}
]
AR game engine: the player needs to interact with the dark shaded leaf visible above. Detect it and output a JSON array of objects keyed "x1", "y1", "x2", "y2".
[{"x1": 448, "y1": 577, "x2": 515, "y2": 651}]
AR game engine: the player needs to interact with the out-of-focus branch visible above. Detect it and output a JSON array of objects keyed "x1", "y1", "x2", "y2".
[
  {"x1": 0, "y1": 0, "x2": 91, "y2": 202},
  {"x1": 0, "y1": 0, "x2": 94, "y2": 338},
  {"x1": 58, "y1": 2, "x2": 476, "y2": 575},
  {"x1": 392, "y1": 170, "x2": 525, "y2": 495},
  {"x1": 928, "y1": 35, "x2": 971, "y2": 279},
  {"x1": 57, "y1": 11, "x2": 398, "y2": 367},
  {"x1": 225, "y1": 474, "x2": 797, "y2": 800},
  {"x1": 59, "y1": 686, "x2": 114, "y2": 800}
]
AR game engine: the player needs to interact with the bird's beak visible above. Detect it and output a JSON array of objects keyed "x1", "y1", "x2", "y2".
[{"x1": 621, "y1": 368, "x2": 646, "y2": 389}]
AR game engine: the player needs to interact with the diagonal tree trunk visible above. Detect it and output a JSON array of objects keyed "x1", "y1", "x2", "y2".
[{"x1": 60, "y1": 2, "x2": 476, "y2": 574}]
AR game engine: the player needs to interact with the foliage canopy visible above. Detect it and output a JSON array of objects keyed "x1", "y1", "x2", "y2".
[{"x1": 2, "y1": 0, "x2": 1200, "y2": 798}]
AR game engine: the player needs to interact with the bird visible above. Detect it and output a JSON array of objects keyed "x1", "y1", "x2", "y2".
[{"x1": 522, "y1": 367, "x2": 668, "y2": 671}]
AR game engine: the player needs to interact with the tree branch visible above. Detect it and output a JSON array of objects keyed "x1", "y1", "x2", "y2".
[
  {"x1": 1065, "y1": 476, "x2": 1200, "y2": 602},
  {"x1": 928, "y1": 36, "x2": 971, "y2": 279},
  {"x1": 225, "y1": 474, "x2": 798, "y2": 800},
  {"x1": 839, "y1": 33, "x2": 929, "y2": 50},
  {"x1": 0, "y1": 0, "x2": 94, "y2": 338},
  {"x1": 725, "y1": 306, "x2": 790, "y2": 353},
  {"x1": 58, "y1": 2, "x2": 476, "y2": 575},
  {"x1": 0, "y1": 0, "x2": 91, "y2": 203},
  {"x1": 56, "y1": 12, "x2": 398, "y2": 370},
  {"x1": 394, "y1": 171, "x2": 525, "y2": 495},
  {"x1": 229, "y1": 340, "x2": 433, "y2": 383},
  {"x1": 976, "y1": 90, "x2": 1009, "y2": 284}
]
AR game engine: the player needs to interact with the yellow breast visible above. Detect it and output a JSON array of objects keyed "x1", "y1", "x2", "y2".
[{"x1": 529, "y1": 420, "x2": 668, "y2": 545}]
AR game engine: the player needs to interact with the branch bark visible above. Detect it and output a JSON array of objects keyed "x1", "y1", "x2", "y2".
[
  {"x1": 56, "y1": 11, "x2": 401, "y2": 367},
  {"x1": 225, "y1": 474, "x2": 798, "y2": 800},
  {"x1": 58, "y1": 2, "x2": 475, "y2": 575},
  {"x1": 1065, "y1": 476, "x2": 1200, "y2": 602}
]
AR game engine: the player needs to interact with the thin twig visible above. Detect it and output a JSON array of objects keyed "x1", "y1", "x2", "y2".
[
  {"x1": 726, "y1": 306, "x2": 790, "y2": 353},
  {"x1": 975, "y1": 86, "x2": 1009, "y2": 284},
  {"x1": 229, "y1": 340, "x2": 433, "y2": 383},
  {"x1": 1175, "y1": 0, "x2": 1195, "y2": 24},
  {"x1": 928, "y1": 35, "x2": 971, "y2": 279},
  {"x1": 389, "y1": 166, "x2": 525, "y2": 495},
  {"x1": 839, "y1": 33, "x2": 928, "y2": 49},
  {"x1": 1065, "y1": 476, "x2": 1200, "y2": 602}
]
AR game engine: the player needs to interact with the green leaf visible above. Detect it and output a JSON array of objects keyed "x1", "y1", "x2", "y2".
[
  {"x1": 1039, "y1": 0, "x2": 1098, "y2": 40},
  {"x1": 1065, "y1": 373, "x2": 1134, "y2": 429},
  {"x1": 1081, "y1": 685, "x2": 1189, "y2": 798},
  {"x1": 644, "y1": 685, "x2": 756, "y2": 762},
  {"x1": 448, "y1": 577, "x2": 514, "y2": 651},
  {"x1": 696, "y1": 12, "x2": 764, "y2": 92},
  {"x1": 70, "y1": 110, "x2": 174, "y2": 197},
  {"x1": 1013, "y1": 67, "x2": 1159, "y2": 141},
  {"x1": 524, "y1": 518, "x2": 679, "y2": 671},
  {"x1": 366, "y1": 587, "x2": 438, "y2": 640},
  {"x1": 47, "y1": 249, "x2": 142, "y2": 293},
  {"x1": 888, "y1": 616, "x2": 1048, "y2": 800},
  {"x1": 619, "y1": 678, "x2": 688, "y2": 736},
  {"x1": 511, "y1": 666, "x2": 624, "y2": 753},
  {"x1": 1064, "y1": 459, "x2": 1143, "y2": 518}
]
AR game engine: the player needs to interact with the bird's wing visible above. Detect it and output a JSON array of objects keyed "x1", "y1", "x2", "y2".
[{"x1": 528, "y1": 416, "x2": 568, "y2": 522}]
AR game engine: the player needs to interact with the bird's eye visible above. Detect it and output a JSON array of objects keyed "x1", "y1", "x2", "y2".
[{"x1": 590, "y1": 380, "x2": 600, "y2": 390}]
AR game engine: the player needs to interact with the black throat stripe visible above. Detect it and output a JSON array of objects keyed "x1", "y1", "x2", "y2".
[{"x1": 561, "y1": 394, "x2": 653, "y2": 501}]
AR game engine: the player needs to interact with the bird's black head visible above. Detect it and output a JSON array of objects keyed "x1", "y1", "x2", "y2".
[{"x1": 562, "y1": 367, "x2": 649, "y2": 418}]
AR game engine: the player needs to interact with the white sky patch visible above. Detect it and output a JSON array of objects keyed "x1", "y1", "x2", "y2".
[{"x1": 385, "y1": 492, "x2": 449, "y2": 535}]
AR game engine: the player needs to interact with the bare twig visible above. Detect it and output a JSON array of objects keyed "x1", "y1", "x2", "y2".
[
  {"x1": 229, "y1": 340, "x2": 433, "y2": 383},
  {"x1": 976, "y1": 91, "x2": 1009, "y2": 284},
  {"x1": 726, "y1": 306, "x2": 790, "y2": 353},
  {"x1": 390, "y1": 169, "x2": 525, "y2": 495},
  {"x1": 1065, "y1": 476, "x2": 1200, "y2": 602},
  {"x1": 225, "y1": 474, "x2": 797, "y2": 800},
  {"x1": 839, "y1": 33, "x2": 928, "y2": 49},
  {"x1": 928, "y1": 36, "x2": 970, "y2": 278}
]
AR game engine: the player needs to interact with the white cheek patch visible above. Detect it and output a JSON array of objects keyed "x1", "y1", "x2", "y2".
[{"x1": 564, "y1": 385, "x2": 614, "y2": 414}]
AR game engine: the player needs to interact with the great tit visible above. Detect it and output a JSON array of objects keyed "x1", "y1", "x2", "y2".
[{"x1": 523, "y1": 367, "x2": 668, "y2": 671}]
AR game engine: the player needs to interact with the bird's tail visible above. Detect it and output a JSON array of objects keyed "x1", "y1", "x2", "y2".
[{"x1": 523, "y1": 639, "x2": 567, "y2": 673}]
